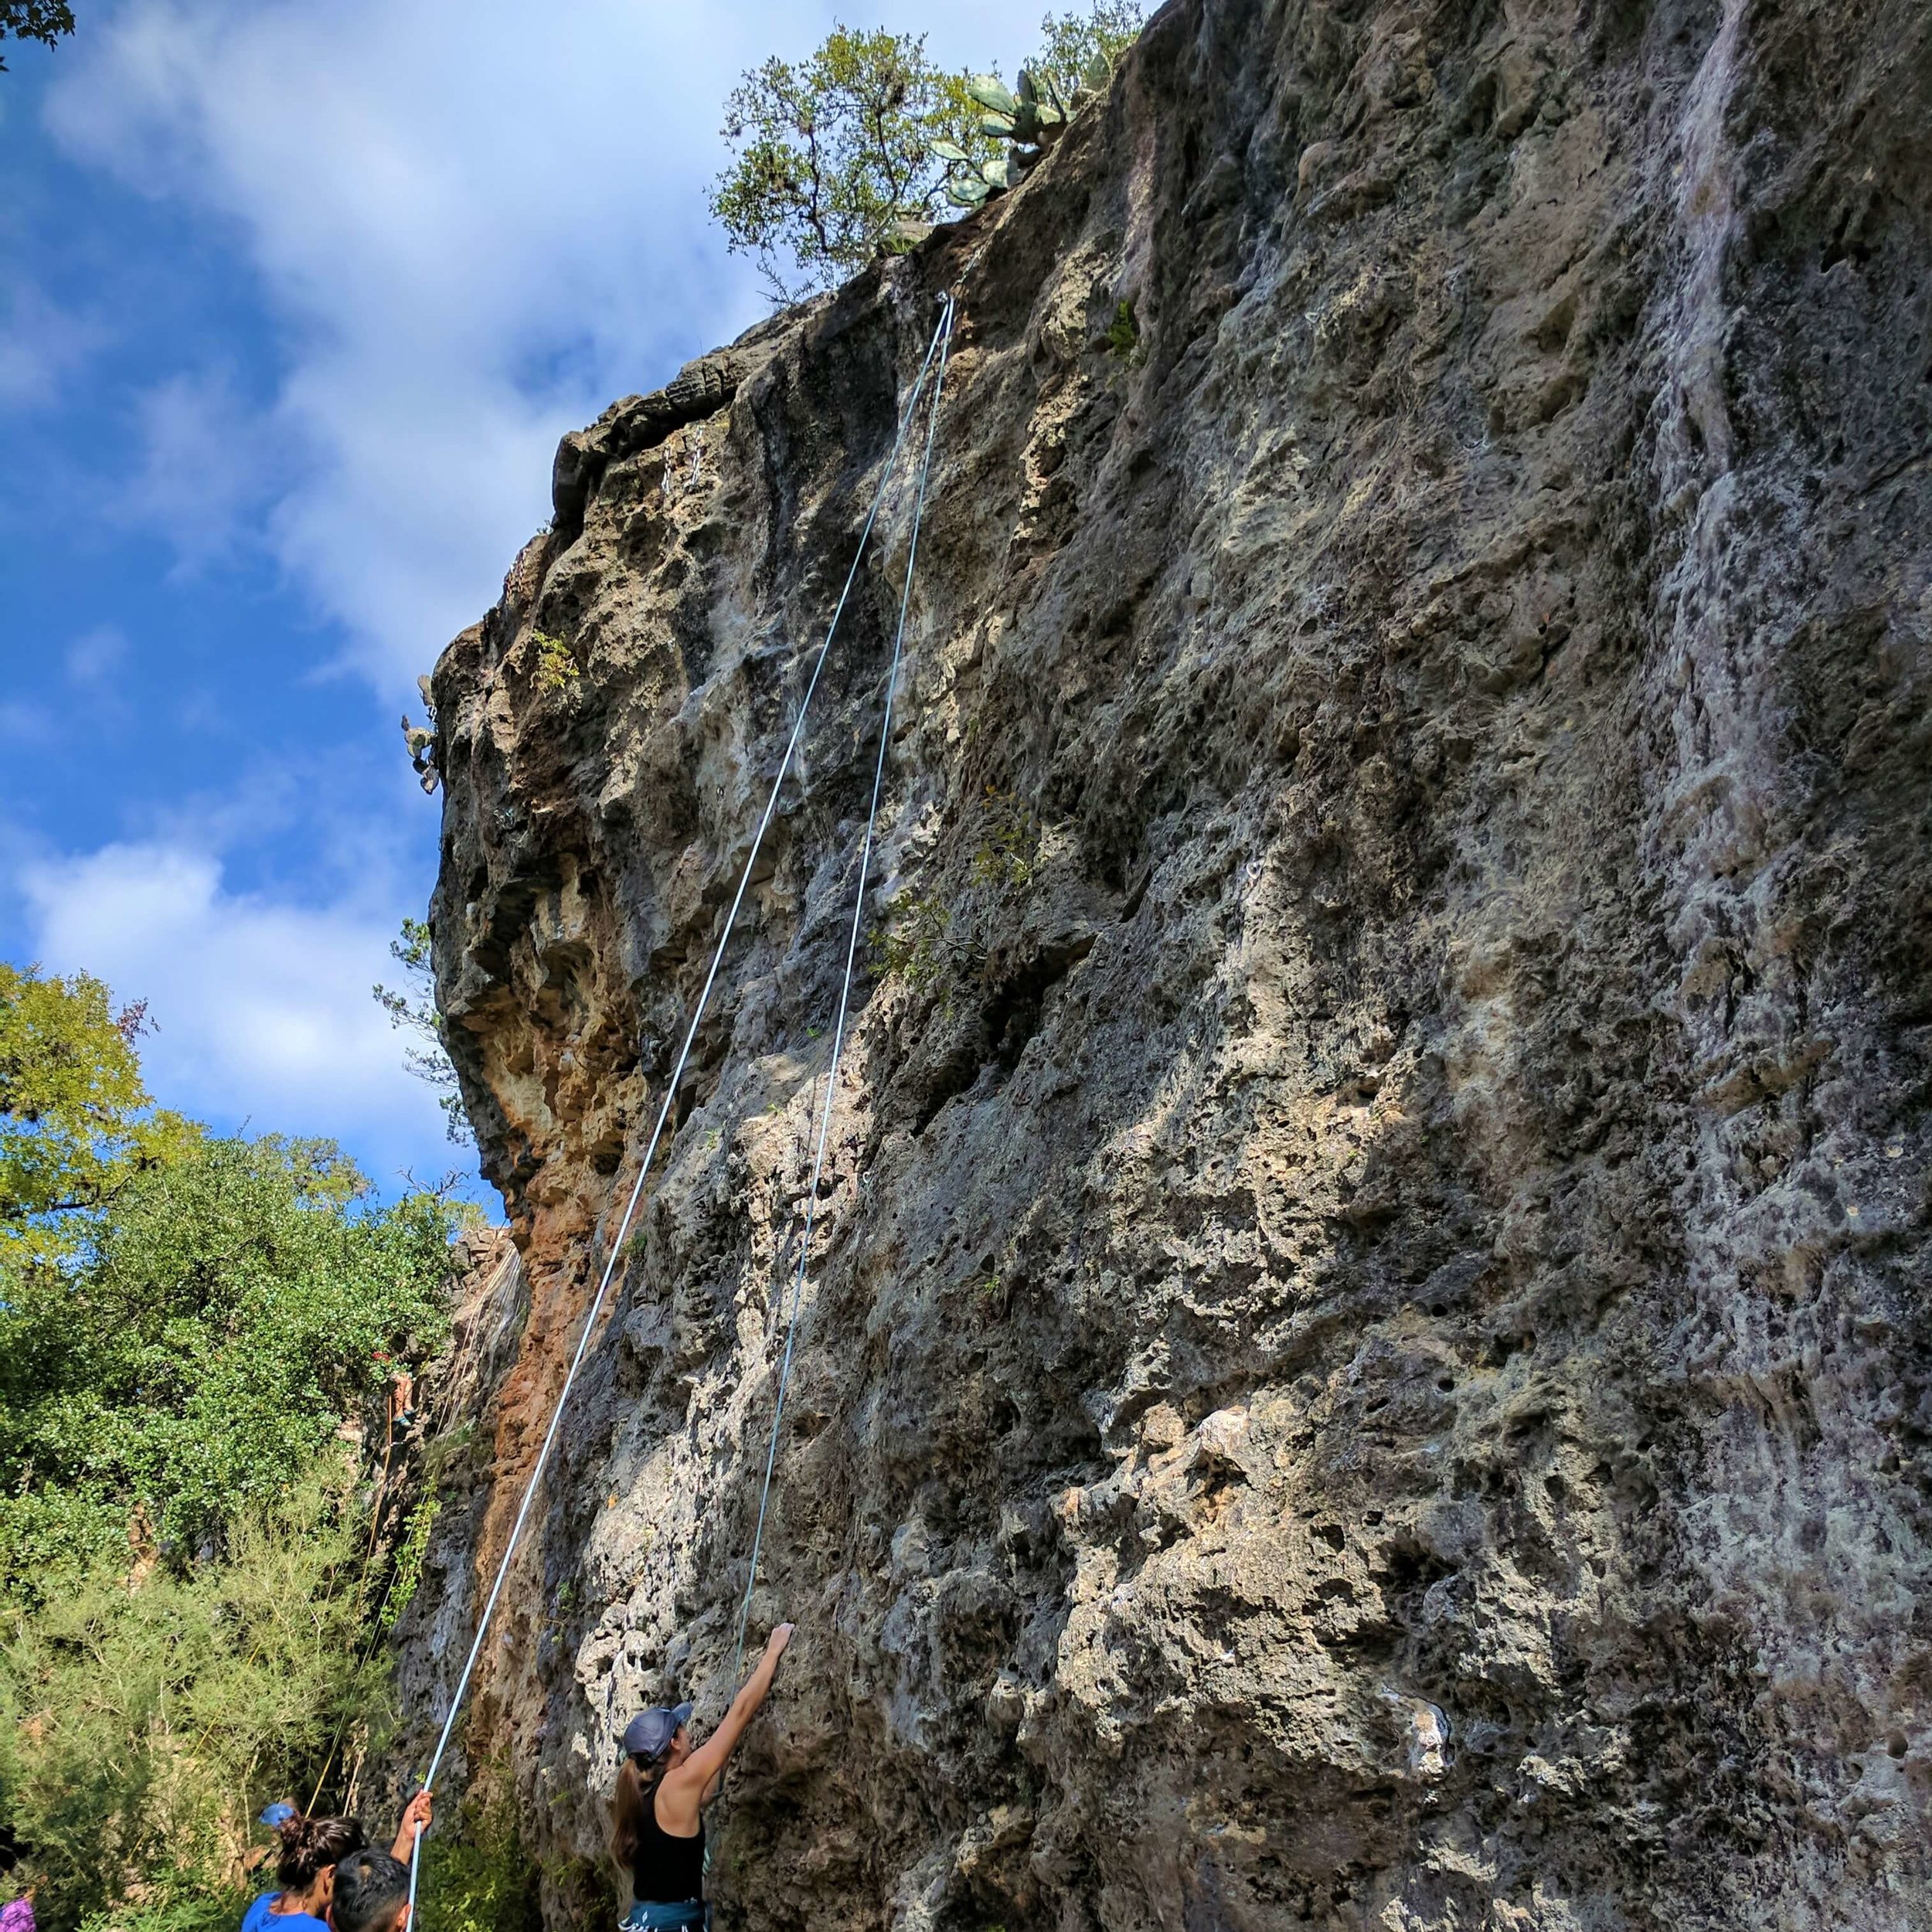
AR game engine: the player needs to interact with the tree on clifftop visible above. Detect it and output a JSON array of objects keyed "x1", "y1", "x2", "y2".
[
  {"x1": 710, "y1": 26, "x2": 992, "y2": 303},
  {"x1": 1029, "y1": 2, "x2": 1144, "y2": 104},
  {"x1": 0, "y1": 2, "x2": 76, "y2": 72},
  {"x1": 709, "y1": 6, "x2": 1145, "y2": 304}
]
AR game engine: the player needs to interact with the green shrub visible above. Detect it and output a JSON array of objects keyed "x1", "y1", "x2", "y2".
[
  {"x1": 372, "y1": 918, "x2": 471, "y2": 1148},
  {"x1": 0, "y1": 1134, "x2": 451, "y2": 1591},
  {"x1": 529, "y1": 631, "x2": 580, "y2": 694},
  {"x1": 413, "y1": 1780, "x2": 542, "y2": 1932},
  {"x1": 876, "y1": 790, "x2": 1043, "y2": 1003},
  {"x1": 0, "y1": 1466, "x2": 389, "y2": 1932},
  {"x1": 1101, "y1": 298, "x2": 1145, "y2": 366},
  {"x1": 379, "y1": 1492, "x2": 441, "y2": 1634},
  {"x1": 969, "y1": 789, "x2": 1040, "y2": 891},
  {"x1": 873, "y1": 892, "x2": 954, "y2": 993}
]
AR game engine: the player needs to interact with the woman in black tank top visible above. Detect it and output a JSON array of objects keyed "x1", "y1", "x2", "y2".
[{"x1": 612, "y1": 1624, "x2": 794, "y2": 1931}]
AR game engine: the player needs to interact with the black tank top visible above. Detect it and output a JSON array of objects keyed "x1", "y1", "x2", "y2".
[{"x1": 631, "y1": 1789, "x2": 705, "y2": 1903}]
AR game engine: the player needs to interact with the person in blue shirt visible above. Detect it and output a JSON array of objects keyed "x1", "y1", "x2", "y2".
[{"x1": 239, "y1": 1794, "x2": 432, "y2": 1932}]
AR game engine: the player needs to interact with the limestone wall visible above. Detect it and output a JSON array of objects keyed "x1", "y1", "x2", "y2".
[{"x1": 408, "y1": 2, "x2": 1932, "y2": 1923}]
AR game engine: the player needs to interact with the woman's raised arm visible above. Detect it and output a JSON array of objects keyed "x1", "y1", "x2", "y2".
[{"x1": 659, "y1": 1625, "x2": 794, "y2": 1821}]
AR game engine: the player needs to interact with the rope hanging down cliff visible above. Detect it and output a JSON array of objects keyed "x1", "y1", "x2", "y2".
[
  {"x1": 401, "y1": 291, "x2": 959, "y2": 1906},
  {"x1": 730, "y1": 294, "x2": 956, "y2": 1679}
]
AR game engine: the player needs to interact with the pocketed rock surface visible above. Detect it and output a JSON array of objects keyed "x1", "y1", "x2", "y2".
[{"x1": 406, "y1": 0, "x2": 1932, "y2": 1924}]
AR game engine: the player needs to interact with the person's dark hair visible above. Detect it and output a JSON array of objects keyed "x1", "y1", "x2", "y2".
[
  {"x1": 274, "y1": 1815, "x2": 367, "y2": 1890},
  {"x1": 331, "y1": 1849, "x2": 412, "y2": 1932},
  {"x1": 611, "y1": 1750, "x2": 671, "y2": 1870}
]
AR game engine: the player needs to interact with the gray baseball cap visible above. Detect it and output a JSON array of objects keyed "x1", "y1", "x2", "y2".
[{"x1": 622, "y1": 1702, "x2": 693, "y2": 1760}]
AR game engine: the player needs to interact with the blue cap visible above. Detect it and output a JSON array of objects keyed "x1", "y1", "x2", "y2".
[
  {"x1": 259, "y1": 1802, "x2": 298, "y2": 1828},
  {"x1": 621, "y1": 1702, "x2": 692, "y2": 1761}
]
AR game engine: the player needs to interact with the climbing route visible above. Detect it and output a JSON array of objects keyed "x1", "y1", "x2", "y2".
[
  {"x1": 403, "y1": 291, "x2": 957, "y2": 1917},
  {"x1": 730, "y1": 295, "x2": 956, "y2": 1678}
]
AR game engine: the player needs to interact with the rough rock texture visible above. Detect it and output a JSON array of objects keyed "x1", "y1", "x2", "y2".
[
  {"x1": 549, "y1": 342, "x2": 774, "y2": 547},
  {"x1": 386, "y1": 1225, "x2": 527, "y2": 1763},
  {"x1": 413, "y1": 0, "x2": 1932, "y2": 1926}
]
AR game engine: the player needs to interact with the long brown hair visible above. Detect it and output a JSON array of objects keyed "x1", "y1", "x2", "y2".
[
  {"x1": 275, "y1": 1814, "x2": 368, "y2": 1891},
  {"x1": 611, "y1": 1755, "x2": 668, "y2": 1869}
]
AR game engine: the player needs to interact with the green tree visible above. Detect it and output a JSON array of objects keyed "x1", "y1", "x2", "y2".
[
  {"x1": 710, "y1": 7, "x2": 1145, "y2": 301},
  {"x1": 0, "y1": 1132, "x2": 451, "y2": 1590},
  {"x1": 709, "y1": 26, "x2": 994, "y2": 301},
  {"x1": 0, "y1": 964, "x2": 197, "y2": 1271},
  {"x1": 0, "y1": 970, "x2": 461, "y2": 1932},
  {"x1": 0, "y1": 1465, "x2": 391, "y2": 1932},
  {"x1": 372, "y1": 917, "x2": 472, "y2": 1147},
  {"x1": 0, "y1": 2, "x2": 74, "y2": 73},
  {"x1": 1028, "y1": 1, "x2": 1145, "y2": 104}
]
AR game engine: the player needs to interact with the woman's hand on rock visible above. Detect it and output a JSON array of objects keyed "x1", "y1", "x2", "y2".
[{"x1": 766, "y1": 1621, "x2": 796, "y2": 1659}]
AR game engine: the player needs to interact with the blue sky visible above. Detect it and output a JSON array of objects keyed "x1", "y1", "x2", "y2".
[{"x1": 0, "y1": 0, "x2": 1047, "y2": 1205}]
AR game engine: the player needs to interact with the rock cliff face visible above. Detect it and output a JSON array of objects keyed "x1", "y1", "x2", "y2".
[{"x1": 414, "y1": 0, "x2": 1932, "y2": 1925}]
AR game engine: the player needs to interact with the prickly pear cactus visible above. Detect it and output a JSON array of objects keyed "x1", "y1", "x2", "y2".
[{"x1": 937, "y1": 57, "x2": 1111, "y2": 210}]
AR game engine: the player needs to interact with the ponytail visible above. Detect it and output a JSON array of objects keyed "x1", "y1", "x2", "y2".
[
  {"x1": 611, "y1": 1757, "x2": 666, "y2": 1870},
  {"x1": 274, "y1": 1815, "x2": 368, "y2": 1890}
]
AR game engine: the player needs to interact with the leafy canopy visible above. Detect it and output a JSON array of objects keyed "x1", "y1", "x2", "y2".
[
  {"x1": 0, "y1": 1132, "x2": 451, "y2": 1589},
  {"x1": 0, "y1": 964, "x2": 196, "y2": 1270},
  {"x1": 0, "y1": 2, "x2": 74, "y2": 73},
  {"x1": 710, "y1": 26, "x2": 994, "y2": 301},
  {"x1": 0, "y1": 961, "x2": 461, "y2": 1931}
]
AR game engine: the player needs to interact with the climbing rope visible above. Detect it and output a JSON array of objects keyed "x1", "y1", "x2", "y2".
[
  {"x1": 730, "y1": 293, "x2": 956, "y2": 1679},
  {"x1": 402, "y1": 294, "x2": 956, "y2": 1917}
]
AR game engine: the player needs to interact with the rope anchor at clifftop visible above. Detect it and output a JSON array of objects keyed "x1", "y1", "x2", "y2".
[{"x1": 400, "y1": 291, "x2": 960, "y2": 1917}]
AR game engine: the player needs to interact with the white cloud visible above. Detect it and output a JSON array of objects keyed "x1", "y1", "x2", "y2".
[
  {"x1": 119, "y1": 366, "x2": 277, "y2": 567},
  {"x1": 13, "y1": 0, "x2": 1050, "y2": 1201},
  {"x1": 0, "y1": 700, "x2": 56, "y2": 745},
  {"x1": 17, "y1": 839, "x2": 461, "y2": 1189},
  {"x1": 62, "y1": 624, "x2": 134, "y2": 733},
  {"x1": 0, "y1": 280, "x2": 108, "y2": 410},
  {"x1": 45, "y1": 0, "x2": 1045, "y2": 699},
  {"x1": 66, "y1": 622, "x2": 130, "y2": 686}
]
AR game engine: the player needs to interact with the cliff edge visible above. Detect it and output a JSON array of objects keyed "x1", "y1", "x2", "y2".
[{"x1": 410, "y1": 0, "x2": 1932, "y2": 1925}]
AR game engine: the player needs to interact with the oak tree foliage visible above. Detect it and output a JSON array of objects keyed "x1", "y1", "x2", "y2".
[
  {"x1": 0, "y1": 963, "x2": 197, "y2": 1270},
  {"x1": 0, "y1": 2, "x2": 75, "y2": 72},
  {"x1": 709, "y1": 6, "x2": 1143, "y2": 303},
  {"x1": 0, "y1": 1131, "x2": 451, "y2": 1587},
  {"x1": 0, "y1": 966, "x2": 459, "y2": 1932}
]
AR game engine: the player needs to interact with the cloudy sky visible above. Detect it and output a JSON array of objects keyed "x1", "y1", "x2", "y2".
[{"x1": 0, "y1": 0, "x2": 1049, "y2": 1202}]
